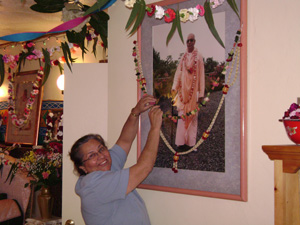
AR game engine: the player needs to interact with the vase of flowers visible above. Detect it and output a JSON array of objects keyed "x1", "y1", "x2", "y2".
[
  {"x1": 5, "y1": 141, "x2": 62, "y2": 219},
  {"x1": 280, "y1": 103, "x2": 300, "y2": 144},
  {"x1": 22, "y1": 143, "x2": 62, "y2": 219}
]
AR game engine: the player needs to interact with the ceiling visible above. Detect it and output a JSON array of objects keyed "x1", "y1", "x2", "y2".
[{"x1": 0, "y1": 0, "x2": 97, "y2": 45}]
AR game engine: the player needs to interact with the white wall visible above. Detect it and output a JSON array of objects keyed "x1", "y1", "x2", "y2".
[{"x1": 108, "y1": 0, "x2": 300, "y2": 224}]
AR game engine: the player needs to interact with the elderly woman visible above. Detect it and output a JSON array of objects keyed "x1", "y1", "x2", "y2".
[{"x1": 69, "y1": 94, "x2": 162, "y2": 225}]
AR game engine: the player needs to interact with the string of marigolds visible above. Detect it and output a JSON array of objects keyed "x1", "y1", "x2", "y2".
[
  {"x1": 132, "y1": 29, "x2": 242, "y2": 173},
  {"x1": 7, "y1": 67, "x2": 44, "y2": 128}
]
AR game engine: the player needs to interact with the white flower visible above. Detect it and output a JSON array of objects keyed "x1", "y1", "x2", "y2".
[
  {"x1": 124, "y1": 0, "x2": 136, "y2": 8},
  {"x1": 55, "y1": 46, "x2": 61, "y2": 52},
  {"x1": 179, "y1": 9, "x2": 189, "y2": 23},
  {"x1": 155, "y1": 5, "x2": 165, "y2": 19},
  {"x1": 68, "y1": 43, "x2": 74, "y2": 49},
  {"x1": 210, "y1": 0, "x2": 225, "y2": 9},
  {"x1": 188, "y1": 7, "x2": 199, "y2": 22}
]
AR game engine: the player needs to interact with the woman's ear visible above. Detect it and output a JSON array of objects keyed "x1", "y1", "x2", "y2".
[{"x1": 79, "y1": 166, "x2": 87, "y2": 174}]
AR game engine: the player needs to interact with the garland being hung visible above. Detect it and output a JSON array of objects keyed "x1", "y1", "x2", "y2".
[
  {"x1": 7, "y1": 67, "x2": 44, "y2": 128},
  {"x1": 132, "y1": 30, "x2": 242, "y2": 173}
]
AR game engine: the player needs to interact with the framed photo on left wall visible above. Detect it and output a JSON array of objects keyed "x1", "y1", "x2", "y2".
[{"x1": 6, "y1": 70, "x2": 44, "y2": 145}]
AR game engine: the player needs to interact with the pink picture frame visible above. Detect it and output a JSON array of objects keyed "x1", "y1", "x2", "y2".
[{"x1": 137, "y1": 0, "x2": 247, "y2": 201}]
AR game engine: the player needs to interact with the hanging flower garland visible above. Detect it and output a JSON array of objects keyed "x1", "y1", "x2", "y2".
[
  {"x1": 125, "y1": 0, "x2": 206, "y2": 22},
  {"x1": 55, "y1": 114, "x2": 63, "y2": 141},
  {"x1": 7, "y1": 67, "x2": 44, "y2": 128},
  {"x1": 44, "y1": 111, "x2": 54, "y2": 143},
  {"x1": 132, "y1": 29, "x2": 242, "y2": 173},
  {"x1": 44, "y1": 112, "x2": 63, "y2": 143}
]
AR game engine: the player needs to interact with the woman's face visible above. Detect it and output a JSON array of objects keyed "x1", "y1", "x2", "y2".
[{"x1": 79, "y1": 139, "x2": 112, "y2": 174}]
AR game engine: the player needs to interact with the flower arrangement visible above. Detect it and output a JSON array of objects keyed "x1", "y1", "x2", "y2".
[
  {"x1": 21, "y1": 144, "x2": 62, "y2": 190},
  {"x1": 282, "y1": 103, "x2": 300, "y2": 120},
  {"x1": 3, "y1": 143, "x2": 62, "y2": 191}
]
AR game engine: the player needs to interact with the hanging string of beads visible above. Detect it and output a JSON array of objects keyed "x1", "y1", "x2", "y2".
[
  {"x1": 132, "y1": 29, "x2": 242, "y2": 173},
  {"x1": 7, "y1": 67, "x2": 44, "y2": 128}
]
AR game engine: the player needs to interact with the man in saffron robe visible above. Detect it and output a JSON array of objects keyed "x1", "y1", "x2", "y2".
[{"x1": 171, "y1": 33, "x2": 205, "y2": 147}]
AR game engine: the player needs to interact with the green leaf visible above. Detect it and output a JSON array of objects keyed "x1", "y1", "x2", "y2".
[
  {"x1": 61, "y1": 42, "x2": 73, "y2": 72},
  {"x1": 0, "y1": 54, "x2": 5, "y2": 87},
  {"x1": 175, "y1": 10, "x2": 184, "y2": 44},
  {"x1": 30, "y1": 4, "x2": 64, "y2": 13},
  {"x1": 89, "y1": 11, "x2": 109, "y2": 49},
  {"x1": 92, "y1": 38, "x2": 98, "y2": 57},
  {"x1": 58, "y1": 62, "x2": 64, "y2": 74},
  {"x1": 66, "y1": 26, "x2": 88, "y2": 60},
  {"x1": 5, "y1": 163, "x2": 17, "y2": 184},
  {"x1": 128, "y1": 0, "x2": 146, "y2": 36},
  {"x1": 16, "y1": 51, "x2": 34, "y2": 73},
  {"x1": 42, "y1": 48, "x2": 51, "y2": 85},
  {"x1": 83, "y1": 0, "x2": 110, "y2": 16},
  {"x1": 35, "y1": 0, "x2": 65, "y2": 5},
  {"x1": 204, "y1": 1, "x2": 225, "y2": 48},
  {"x1": 125, "y1": 1, "x2": 140, "y2": 31},
  {"x1": 166, "y1": 17, "x2": 177, "y2": 45},
  {"x1": 227, "y1": 0, "x2": 240, "y2": 19}
]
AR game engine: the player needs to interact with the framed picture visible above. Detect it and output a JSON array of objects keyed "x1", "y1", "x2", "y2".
[
  {"x1": 6, "y1": 70, "x2": 44, "y2": 146},
  {"x1": 137, "y1": 0, "x2": 247, "y2": 201}
]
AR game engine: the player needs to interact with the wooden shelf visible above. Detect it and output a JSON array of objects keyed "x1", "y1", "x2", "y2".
[
  {"x1": 262, "y1": 145, "x2": 300, "y2": 173},
  {"x1": 262, "y1": 145, "x2": 300, "y2": 225}
]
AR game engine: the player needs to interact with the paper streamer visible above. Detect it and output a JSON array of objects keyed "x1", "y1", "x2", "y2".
[{"x1": 0, "y1": 0, "x2": 116, "y2": 42}]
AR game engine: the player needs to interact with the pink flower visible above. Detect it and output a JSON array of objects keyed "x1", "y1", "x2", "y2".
[
  {"x1": 14, "y1": 54, "x2": 19, "y2": 62},
  {"x1": 26, "y1": 55, "x2": 35, "y2": 60},
  {"x1": 196, "y1": 5, "x2": 205, "y2": 16},
  {"x1": 164, "y1": 8, "x2": 176, "y2": 23},
  {"x1": 42, "y1": 171, "x2": 50, "y2": 179}
]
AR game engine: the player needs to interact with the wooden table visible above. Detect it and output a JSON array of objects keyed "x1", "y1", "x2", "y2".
[{"x1": 262, "y1": 145, "x2": 300, "y2": 225}]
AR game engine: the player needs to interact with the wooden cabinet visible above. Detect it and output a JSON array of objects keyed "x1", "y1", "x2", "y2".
[{"x1": 262, "y1": 145, "x2": 300, "y2": 225}]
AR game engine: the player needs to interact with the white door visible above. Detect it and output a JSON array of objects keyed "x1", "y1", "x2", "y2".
[{"x1": 62, "y1": 63, "x2": 108, "y2": 225}]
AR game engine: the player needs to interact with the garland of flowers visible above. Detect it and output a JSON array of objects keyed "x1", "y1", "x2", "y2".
[
  {"x1": 177, "y1": 49, "x2": 198, "y2": 105},
  {"x1": 7, "y1": 68, "x2": 44, "y2": 128},
  {"x1": 132, "y1": 29, "x2": 242, "y2": 173},
  {"x1": 44, "y1": 112, "x2": 63, "y2": 143}
]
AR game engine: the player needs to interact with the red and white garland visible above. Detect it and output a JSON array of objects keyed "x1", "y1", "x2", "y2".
[{"x1": 7, "y1": 68, "x2": 44, "y2": 128}]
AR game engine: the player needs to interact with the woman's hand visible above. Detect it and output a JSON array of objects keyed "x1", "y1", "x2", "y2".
[
  {"x1": 132, "y1": 94, "x2": 157, "y2": 115},
  {"x1": 148, "y1": 105, "x2": 163, "y2": 130}
]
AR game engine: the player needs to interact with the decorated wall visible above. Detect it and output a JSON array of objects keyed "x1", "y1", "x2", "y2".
[{"x1": 0, "y1": 34, "x2": 106, "y2": 144}]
